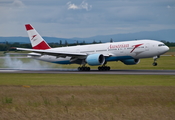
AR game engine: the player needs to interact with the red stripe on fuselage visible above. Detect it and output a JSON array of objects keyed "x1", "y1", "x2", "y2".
[
  {"x1": 32, "y1": 41, "x2": 51, "y2": 50},
  {"x1": 130, "y1": 44, "x2": 143, "y2": 53},
  {"x1": 25, "y1": 24, "x2": 33, "y2": 31}
]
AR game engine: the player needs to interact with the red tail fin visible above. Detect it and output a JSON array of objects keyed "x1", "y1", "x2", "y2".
[{"x1": 25, "y1": 24, "x2": 51, "y2": 50}]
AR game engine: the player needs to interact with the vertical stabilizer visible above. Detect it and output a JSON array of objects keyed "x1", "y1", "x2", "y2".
[{"x1": 25, "y1": 24, "x2": 51, "y2": 50}]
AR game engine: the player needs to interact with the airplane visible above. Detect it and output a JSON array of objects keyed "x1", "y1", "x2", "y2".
[{"x1": 15, "y1": 24, "x2": 169, "y2": 71}]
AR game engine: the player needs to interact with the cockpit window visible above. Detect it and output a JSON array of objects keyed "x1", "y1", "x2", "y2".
[{"x1": 158, "y1": 44, "x2": 166, "y2": 47}]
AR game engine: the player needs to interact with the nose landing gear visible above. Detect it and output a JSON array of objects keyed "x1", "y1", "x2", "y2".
[
  {"x1": 152, "y1": 56, "x2": 160, "y2": 66},
  {"x1": 152, "y1": 62, "x2": 157, "y2": 66}
]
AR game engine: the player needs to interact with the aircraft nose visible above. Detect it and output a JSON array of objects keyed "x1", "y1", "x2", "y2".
[
  {"x1": 158, "y1": 45, "x2": 169, "y2": 55},
  {"x1": 165, "y1": 46, "x2": 169, "y2": 52}
]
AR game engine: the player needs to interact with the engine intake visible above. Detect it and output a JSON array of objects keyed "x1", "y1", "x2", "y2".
[
  {"x1": 121, "y1": 59, "x2": 140, "y2": 65},
  {"x1": 86, "y1": 54, "x2": 105, "y2": 66}
]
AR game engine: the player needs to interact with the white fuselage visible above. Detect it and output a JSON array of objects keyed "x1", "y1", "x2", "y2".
[{"x1": 28, "y1": 39, "x2": 169, "y2": 65}]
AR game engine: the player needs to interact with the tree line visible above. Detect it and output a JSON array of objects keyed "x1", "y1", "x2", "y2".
[
  {"x1": 161, "y1": 41, "x2": 175, "y2": 47},
  {"x1": 0, "y1": 40, "x2": 103, "y2": 51},
  {"x1": 0, "y1": 40, "x2": 174, "y2": 51}
]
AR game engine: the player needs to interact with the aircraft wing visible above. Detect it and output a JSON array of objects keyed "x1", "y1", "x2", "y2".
[
  {"x1": 5, "y1": 53, "x2": 30, "y2": 56},
  {"x1": 16, "y1": 48, "x2": 87, "y2": 57}
]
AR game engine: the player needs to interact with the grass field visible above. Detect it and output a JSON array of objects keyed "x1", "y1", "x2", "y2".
[
  {"x1": 1, "y1": 85, "x2": 175, "y2": 120},
  {"x1": 0, "y1": 49, "x2": 175, "y2": 120},
  {"x1": 0, "y1": 74, "x2": 175, "y2": 120},
  {"x1": 0, "y1": 74, "x2": 175, "y2": 86}
]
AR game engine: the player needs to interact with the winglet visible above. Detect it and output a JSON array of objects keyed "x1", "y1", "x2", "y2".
[{"x1": 25, "y1": 24, "x2": 51, "y2": 50}]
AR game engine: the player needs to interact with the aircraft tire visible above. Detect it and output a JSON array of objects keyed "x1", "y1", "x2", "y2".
[
  {"x1": 152, "y1": 62, "x2": 157, "y2": 66},
  {"x1": 78, "y1": 67, "x2": 90, "y2": 71},
  {"x1": 98, "y1": 66, "x2": 110, "y2": 71},
  {"x1": 78, "y1": 67, "x2": 81, "y2": 71}
]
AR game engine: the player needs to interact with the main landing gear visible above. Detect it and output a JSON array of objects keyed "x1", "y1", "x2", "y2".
[
  {"x1": 78, "y1": 66, "x2": 90, "y2": 71},
  {"x1": 98, "y1": 61, "x2": 110, "y2": 71},
  {"x1": 152, "y1": 56, "x2": 159, "y2": 66},
  {"x1": 78, "y1": 66, "x2": 111, "y2": 71},
  {"x1": 98, "y1": 66, "x2": 111, "y2": 71},
  {"x1": 77, "y1": 65, "x2": 111, "y2": 71}
]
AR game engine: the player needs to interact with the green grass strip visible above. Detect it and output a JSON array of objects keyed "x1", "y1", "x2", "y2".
[{"x1": 0, "y1": 73, "x2": 175, "y2": 86}]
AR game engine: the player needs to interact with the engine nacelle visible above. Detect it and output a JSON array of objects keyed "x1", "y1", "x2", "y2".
[
  {"x1": 86, "y1": 54, "x2": 105, "y2": 66},
  {"x1": 121, "y1": 59, "x2": 140, "y2": 65}
]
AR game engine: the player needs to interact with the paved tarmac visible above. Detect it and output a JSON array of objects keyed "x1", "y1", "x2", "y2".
[{"x1": 0, "y1": 68, "x2": 174, "y2": 75}]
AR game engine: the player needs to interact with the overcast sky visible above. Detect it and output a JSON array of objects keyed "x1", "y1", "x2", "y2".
[{"x1": 0, "y1": 0, "x2": 175, "y2": 38}]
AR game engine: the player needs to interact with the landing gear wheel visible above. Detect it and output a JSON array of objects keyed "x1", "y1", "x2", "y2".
[
  {"x1": 78, "y1": 67, "x2": 81, "y2": 71},
  {"x1": 98, "y1": 66, "x2": 110, "y2": 71},
  {"x1": 152, "y1": 62, "x2": 157, "y2": 66},
  {"x1": 152, "y1": 56, "x2": 159, "y2": 66},
  {"x1": 78, "y1": 67, "x2": 90, "y2": 71}
]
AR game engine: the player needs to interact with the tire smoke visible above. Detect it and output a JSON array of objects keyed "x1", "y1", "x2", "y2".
[{"x1": 3, "y1": 55, "x2": 51, "y2": 70}]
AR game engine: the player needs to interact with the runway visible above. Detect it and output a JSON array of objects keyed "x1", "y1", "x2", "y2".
[{"x1": 0, "y1": 68, "x2": 174, "y2": 75}]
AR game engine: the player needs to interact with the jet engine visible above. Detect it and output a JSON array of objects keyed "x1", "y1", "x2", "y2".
[
  {"x1": 121, "y1": 59, "x2": 140, "y2": 65},
  {"x1": 86, "y1": 54, "x2": 105, "y2": 66}
]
